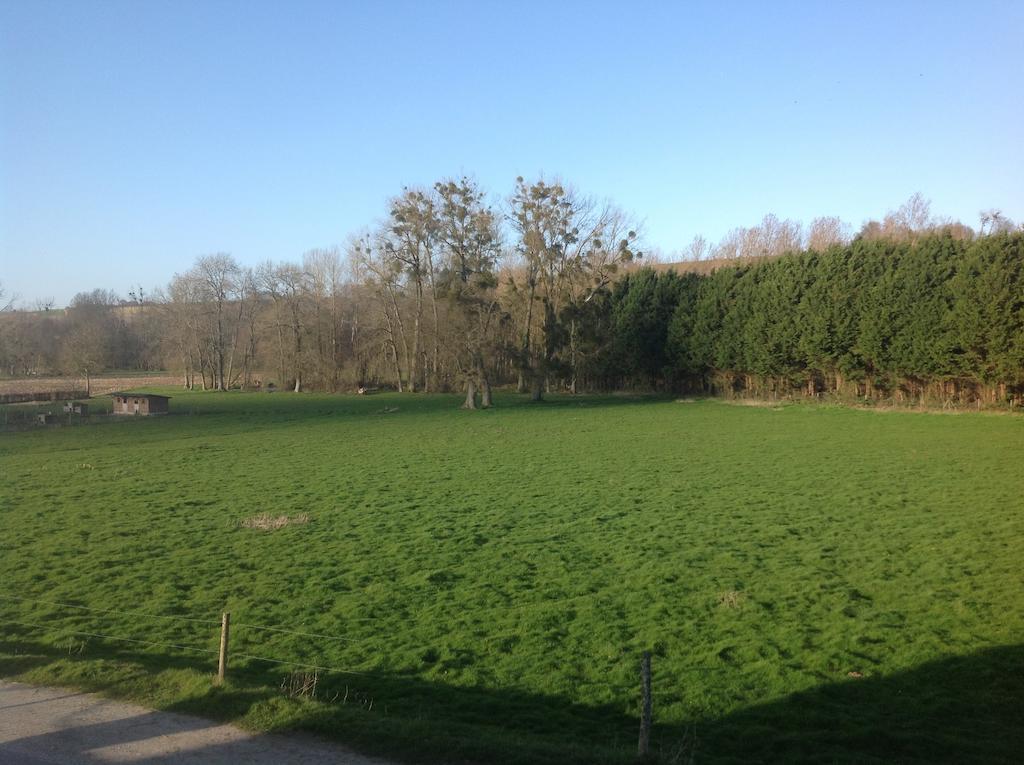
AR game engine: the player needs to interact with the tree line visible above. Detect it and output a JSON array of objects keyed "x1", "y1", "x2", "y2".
[
  {"x1": 589, "y1": 231, "x2": 1023, "y2": 404},
  {"x1": 0, "y1": 183, "x2": 1020, "y2": 406}
]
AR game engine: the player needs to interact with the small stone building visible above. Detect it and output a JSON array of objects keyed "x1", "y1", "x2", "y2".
[{"x1": 110, "y1": 392, "x2": 170, "y2": 416}]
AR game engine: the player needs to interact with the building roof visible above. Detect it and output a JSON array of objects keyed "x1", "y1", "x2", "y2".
[{"x1": 108, "y1": 392, "x2": 172, "y2": 399}]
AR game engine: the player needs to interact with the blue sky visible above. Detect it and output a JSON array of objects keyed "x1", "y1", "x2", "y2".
[{"x1": 1, "y1": 0, "x2": 1022, "y2": 306}]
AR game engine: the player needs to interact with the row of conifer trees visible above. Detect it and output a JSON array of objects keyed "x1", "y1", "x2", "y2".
[{"x1": 582, "y1": 231, "x2": 1023, "y2": 404}]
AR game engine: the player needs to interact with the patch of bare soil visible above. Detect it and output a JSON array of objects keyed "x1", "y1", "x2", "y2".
[{"x1": 239, "y1": 513, "x2": 311, "y2": 531}]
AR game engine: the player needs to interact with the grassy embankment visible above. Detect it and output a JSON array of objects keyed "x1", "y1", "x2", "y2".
[{"x1": 1, "y1": 392, "x2": 1022, "y2": 763}]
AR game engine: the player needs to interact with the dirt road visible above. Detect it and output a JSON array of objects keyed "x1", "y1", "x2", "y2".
[{"x1": 0, "y1": 681, "x2": 396, "y2": 764}]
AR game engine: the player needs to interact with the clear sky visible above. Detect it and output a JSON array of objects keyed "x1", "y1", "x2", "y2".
[{"x1": 1, "y1": 0, "x2": 1022, "y2": 306}]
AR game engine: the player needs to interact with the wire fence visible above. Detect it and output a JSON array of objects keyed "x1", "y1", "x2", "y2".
[
  {"x1": 0, "y1": 591, "x2": 750, "y2": 703},
  {"x1": 1, "y1": 589, "x2": 772, "y2": 761},
  {"x1": 0, "y1": 594, "x2": 222, "y2": 626},
  {"x1": 3, "y1": 617, "x2": 221, "y2": 659},
  {"x1": 0, "y1": 593, "x2": 376, "y2": 680}
]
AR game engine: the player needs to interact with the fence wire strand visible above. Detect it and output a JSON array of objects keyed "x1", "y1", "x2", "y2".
[
  {"x1": 0, "y1": 594, "x2": 221, "y2": 626},
  {"x1": 227, "y1": 651, "x2": 371, "y2": 677},
  {"x1": 231, "y1": 621, "x2": 365, "y2": 644},
  {"x1": 2, "y1": 613, "x2": 374, "y2": 679},
  {"x1": 3, "y1": 618, "x2": 220, "y2": 657},
  {"x1": 0, "y1": 593, "x2": 377, "y2": 642}
]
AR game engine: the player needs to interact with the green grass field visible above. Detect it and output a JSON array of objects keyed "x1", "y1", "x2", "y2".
[{"x1": 1, "y1": 392, "x2": 1022, "y2": 763}]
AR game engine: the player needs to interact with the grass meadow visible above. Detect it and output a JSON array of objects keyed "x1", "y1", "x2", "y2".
[{"x1": 1, "y1": 392, "x2": 1022, "y2": 763}]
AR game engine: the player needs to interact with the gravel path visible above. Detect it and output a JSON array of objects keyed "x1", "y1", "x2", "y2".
[{"x1": 0, "y1": 681, "x2": 397, "y2": 764}]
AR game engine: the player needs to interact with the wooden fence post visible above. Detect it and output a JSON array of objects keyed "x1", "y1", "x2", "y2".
[
  {"x1": 216, "y1": 612, "x2": 230, "y2": 685},
  {"x1": 638, "y1": 650, "x2": 652, "y2": 758}
]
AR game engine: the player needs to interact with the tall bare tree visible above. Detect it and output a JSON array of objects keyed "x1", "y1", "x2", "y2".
[
  {"x1": 304, "y1": 248, "x2": 346, "y2": 391},
  {"x1": 807, "y1": 216, "x2": 851, "y2": 251},
  {"x1": 508, "y1": 178, "x2": 639, "y2": 399},
  {"x1": 682, "y1": 235, "x2": 711, "y2": 261},
  {"x1": 508, "y1": 178, "x2": 579, "y2": 399},
  {"x1": 435, "y1": 177, "x2": 503, "y2": 408},
  {"x1": 259, "y1": 262, "x2": 308, "y2": 392},
  {"x1": 350, "y1": 236, "x2": 408, "y2": 392},
  {"x1": 715, "y1": 214, "x2": 803, "y2": 260},
  {"x1": 385, "y1": 189, "x2": 438, "y2": 392},
  {"x1": 859, "y1": 193, "x2": 947, "y2": 242},
  {"x1": 60, "y1": 321, "x2": 109, "y2": 396},
  {"x1": 60, "y1": 293, "x2": 116, "y2": 396},
  {"x1": 0, "y1": 281, "x2": 16, "y2": 313},
  {"x1": 194, "y1": 253, "x2": 242, "y2": 390}
]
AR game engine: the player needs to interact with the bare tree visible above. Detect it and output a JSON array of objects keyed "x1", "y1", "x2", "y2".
[
  {"x1": 259, "y1": 262, "x2": 308, "y2": 392},
  {"x1": 385, "y1": 189, "x2": 438, "y2": 392},
  {"x1": 806, "y1": 216, "x2": 851, "y2": 251},
  {"x1": 713, "y1": 214, "x2": 802, "y2": 260},
  {"x1": 60, "y1": 293, "x2": 117, "y2": 395},
  {"x1": 980, "y1": 209, "x2": 1015, "y2": 236},
  {"x1": 1, "y1": 281, "x2": 18, "y2": 313},
  {"x1": 859, "y1": 193, "x2": 945, "y2": 242},
  {"x1": 304, "y1": 248, "x2": 345, "y2": 391},
  {"x1": 164, "y1": 273, "x2": 208, "y2": 388},
  {"x1": 508, "y1": 177, "x2": 581, "y2": 399},
  {"x1": 682, "y1": 235, "x2": 711, "y2": 261},
  {"x1": 435, "y1": 177, "x2": 502, "y2": 408},
  {"x1": 888, "y1": 192, "x2": 933, "y2": 232},
  {"x1": 60, "y1": 321, "x2": 109, "y2": 396},
  {"x1": 194, "y1": 253, "x2": 242, "y2": 390},
  {"x1": 237, "y1": 268, "x2": 262, "y2": 388},
  {"x1": 563, "y1": 203, "x2": 641, "y2": 392},
  {"x1": 351, "y1": 235, "x2": 409, "y2": 392},
  {"x1": 508, "y1": 178, "x2": 639, "y2": 399}
]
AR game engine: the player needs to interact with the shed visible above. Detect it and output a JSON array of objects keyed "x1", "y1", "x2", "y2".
[{"x1": 109, "y1": 392, "x2": 171, "y2": 416}]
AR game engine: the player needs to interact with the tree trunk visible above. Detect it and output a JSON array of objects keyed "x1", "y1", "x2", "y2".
[
  {"x1": 463, "y1": 378, "x2": 478, "y2": 409},
  {"x1": 428, "y1": 270, "x2": 440, "y2": 393},
  {"x1": 481, "y1": 375, "x2": 493, "y2": 409},
  {"x1": 518, "y1": 278, "x2": 537, "y2": 393},
  {"x1": 215, "y1": 299, "x2": 226, "y2": 391},
  {"x1": 292, "y1": 324, "x2": 302, "y2": 392},
  {"x1": 225, "y1": 308, "x2": 242, "y2": 391},
  {"x1": 569, "y1": 318, "x2": 579, "y2": 394},
  {"x1": 388, "y1": 341, "x2": 403, "y2": 393},
  {"x1": 330, "y1": 302, "x2": 340, "y2": 392},
  {"x1": 530, "y1": 374, "x2": 544, "y2": 402},
  {"x1": 409, "y1": 283, "x2": 422, "y2": 393},
  {"x1": 383, "y1": 285, "x2": 410, "y2": 392},
  {"x1": 276, "y1": 319, "x2": 286, "y2": 389}
]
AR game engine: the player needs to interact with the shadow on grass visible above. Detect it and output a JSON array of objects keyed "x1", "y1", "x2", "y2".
[
  {"x1": 693, "y1": 644, "x2": 1024, "y2": 764},
  {"x1": 3, "y1": 631, "x2": 1022, "y2": 764}
]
